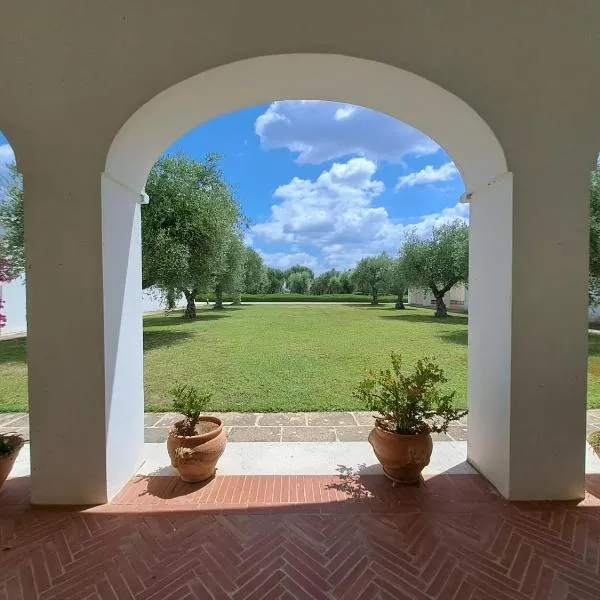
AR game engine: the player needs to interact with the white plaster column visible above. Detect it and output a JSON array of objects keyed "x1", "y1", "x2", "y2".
[
  {"x1": 26, "y1": 167, "x2": 144, "y2": 504},
  {"x1": 101, "y1": 173, "x2": 145, "y2": 501},
  {"x1": 468, "y1": 165, "x2": 589, "y2": 500}
]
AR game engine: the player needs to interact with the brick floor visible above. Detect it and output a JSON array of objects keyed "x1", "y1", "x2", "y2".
[
  {"x1": 1, "y1": 473, "x2": 600, "y2": 598},
  {"x1": 1, "y1": 409, "x2": 598, "y2": 444}
]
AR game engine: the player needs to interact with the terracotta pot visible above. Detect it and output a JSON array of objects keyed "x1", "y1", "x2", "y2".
[
  {"x1": 167, "y1": 416, "x2": 227, "y2": 483},
  {"x1": 368, "y1": 426, "x2": 432, "y2": 484},
  {"x1": 0, "y1": 436, "x2": 25, "y2": 490}
]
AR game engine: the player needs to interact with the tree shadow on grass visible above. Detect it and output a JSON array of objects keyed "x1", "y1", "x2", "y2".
[
  {"x1": 143, "y1": 329, "x2": 195, "y2": 352},
  {"x1": 144, "y1": 311, "x2": 232, "y2": 329},
  {"x1": 378, "y1": 312, "x2": 469, "y2": 326},
  {"x1": 341, "y1": 303, "x2": 393, "y2": 309},
  {"x1": 438, "y1": 330, "x2": 468, "y2": 346},
  {"x1": 0, "y1": 337, "x2": 27, "y2": 365},
  {"x1": 588, "y1": 335, "x2": 600, "y2": 357}
]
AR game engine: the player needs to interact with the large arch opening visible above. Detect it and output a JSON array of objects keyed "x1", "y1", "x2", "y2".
[{"x1": 99, "y1": 54, "x2": 514, "y2": 500}]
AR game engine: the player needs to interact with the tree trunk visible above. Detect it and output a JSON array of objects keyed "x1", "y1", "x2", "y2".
[
  {"x1": 434, "y1": 294, "x2": 447, "y2": 318},
  {"x1": 395, "y1": 294, "x2": 405, "y2": 310},
  {"x1": 370, "y1": 285, "x2": 379, "y2": 305},
  {"x1": 213, "y1": 284, "x2": 224, "y2": 309},
  {"x1": 183, "y1": 289, "x2": 197, "y2": 320}
]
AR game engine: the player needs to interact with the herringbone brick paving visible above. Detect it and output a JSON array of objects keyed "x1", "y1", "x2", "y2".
[{"x1": 1, "y1": 474, "x2": 600, "y2": 599}]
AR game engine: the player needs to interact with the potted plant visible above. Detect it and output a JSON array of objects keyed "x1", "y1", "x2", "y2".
[
  {"x1": 588, "y1": 431, "x2": 600, "y2": 459},
  {"x1": 0, "y1": 432, "x2": 25, "y2": 490},
  {"x1": 166, "y1": 384, "x2": 227, "y2": 483},
  {"x1": 354, "y1": 352, "x2": 467, "y2": 484}
]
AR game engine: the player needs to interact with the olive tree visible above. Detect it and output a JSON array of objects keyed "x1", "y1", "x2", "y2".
[
  {"x1": 401, "y1": 221, "x2": 469, "y2": 317},
  {"x1": 390, "y1": 257, "x2": 408, "y2": 309},
  {"x1": 590, "y1": 166, "x2": 600, "y2": 303},
  {"x1": 287, "y1": 270, "x2": 312, "y2": 294},
  {"x1": 243, "y1": 248, "x2": 268, "y2": 294},
  {"x1": 265, "y1": 267, "x2": 285, "y2": 294},
  {"x1": 351, "y1": 253, "x2": 393, "y2": 304},
  {"x1": 143, "y1": 154, "x2": 242, "y2": 319},
  {"x1": 0, "y1": 163, "x2": 25, "y2": 276},
  {"x1": 213, "y1": 232, "x2": 246, "y2": 308}
]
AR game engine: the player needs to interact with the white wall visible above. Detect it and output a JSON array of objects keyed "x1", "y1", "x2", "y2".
[
  {"x1": 408, "y1": 284, "x2": 468, "y2": 311},
  {"x1": 0, "y1": 275, "x2": 27, "y2": 335},
  {"x1": 141, "y1": 287, "x2": 186, "y2": 313},
  {"x1": 0, "y1": 278, "x2": 183, "y2": 338}
]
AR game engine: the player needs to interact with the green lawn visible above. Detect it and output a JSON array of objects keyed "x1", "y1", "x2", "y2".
[{"x1": 1, "y1": 303, "x2": 600, "y2": 412}]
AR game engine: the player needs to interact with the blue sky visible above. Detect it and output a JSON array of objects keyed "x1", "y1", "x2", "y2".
[{"x1": 0, "y1": 100, "x2": 467, "y2": 273}]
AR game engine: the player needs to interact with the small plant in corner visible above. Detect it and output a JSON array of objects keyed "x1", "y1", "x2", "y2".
[
  {"x1": 588, "y1": 430, "x2": 600, "y2": 459},
  {"x1": 0, "y1": 432, "x2": 26, "y2": 490},
  {"x1": 166, "y1": 383, "x2": 227, "y2": 483},
  {"x1": 170, "y1": 383, "x2": 211, "y2": 436},
  {"x1": 354, "y1": 352, "x2": 467, "y2": 484}
]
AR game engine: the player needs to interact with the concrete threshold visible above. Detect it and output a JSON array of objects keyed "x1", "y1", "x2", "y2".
[{"x1": 10, "y1": 442, "x2": 600, "y2": 479}]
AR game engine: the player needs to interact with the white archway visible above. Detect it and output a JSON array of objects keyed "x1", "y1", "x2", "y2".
[
  {"x1": 98, "y1": 53, "x2": 521, "y2": 501},
  {"x1": 105, "y1": 54, "x2": 508, "y2": 196}
]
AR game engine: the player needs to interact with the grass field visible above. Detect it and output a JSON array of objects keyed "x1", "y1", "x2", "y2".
[{"x1": 1, "y1": 303, "x2": 600, "y2": 412}]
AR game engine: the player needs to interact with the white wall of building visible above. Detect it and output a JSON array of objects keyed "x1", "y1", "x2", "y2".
[
  {"x1": 408, "y1": 284, "x2": 469, "y2": 312},
  {"x1": 0, "y1": 278, "x2": 184, "y2": 337},
  {"x1": 0, "y1": 276, "x2": 27, "y2": 334}
]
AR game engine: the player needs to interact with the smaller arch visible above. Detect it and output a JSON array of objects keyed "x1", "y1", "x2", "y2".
[{"x1": 105, "y1": 54, "x2": 508, "y2": 195}]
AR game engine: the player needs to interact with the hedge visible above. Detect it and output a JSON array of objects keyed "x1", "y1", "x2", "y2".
[{"x1": 205, "y1": 293, "x2": 402, "y2": 303}]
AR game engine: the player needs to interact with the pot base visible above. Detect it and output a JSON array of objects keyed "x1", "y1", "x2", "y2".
[
  {"x1": 382, "y1": 468, "x2": 423, "y2": 485},
  {"x1": 178, "y1": 469, "x2": 217, "y2": 484}
]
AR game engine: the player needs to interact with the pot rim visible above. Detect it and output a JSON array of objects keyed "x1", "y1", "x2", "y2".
[
  {"x1": 168, "y1": 416, "x2": 223, "y2": 442},
  {"x1": 0, "y1": 436, "x2": 25, "y2": 459},
  {"x1": 372, "y1": 425, "x2": 431, "y2": 439}
]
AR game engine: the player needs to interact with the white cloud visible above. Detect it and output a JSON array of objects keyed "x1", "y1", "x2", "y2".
[
  {"x1": 255, "y1": 100, "x2": 439, "y2": 165},
  {"x1": 252, "y1": 157, "x2": 469, "y2": 272},
  {"x1": 258, "y1": 251, "x2": 320, "y2": 272},
  {"x1": 406, "y1": 202, "x2": 469, "y2": 238},
  {"x1": 395, "y1": 162, "x2": 459, "y2": 189}
]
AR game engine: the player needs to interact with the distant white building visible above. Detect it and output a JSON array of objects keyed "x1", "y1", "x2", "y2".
[
  {"x1": 0, "y1": 275, "x2": 27, "y2": 334},
  {"x1": 408, "y1": 283, "x2": 468, "y2": 312},
  {"x1": 0, "y1": 278, "x2": 185, "y2": 336}
]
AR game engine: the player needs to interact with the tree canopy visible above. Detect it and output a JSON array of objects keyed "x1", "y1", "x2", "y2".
[
  {"x1": 0, "y1": 163, "x2": 25, "y2": 277},
  {"x1": 590, "y1": 166, "x2": 600, "y2": 303},
  {"x1": 143, "y1": 154, "x2": 242, "y2": 318},
  {"x1": 265, "y1": 267, "x2": 285, "y2": 294},
  {"x1": 390, "y1": 257, "x2": 408, "y2": 309},
  {"x1": 213, "y1": 232, "x2": 246, "y2": 308},
  {"x1": 243, "y1": 248, "x2": 268, "y2": 294},
  {"x1": 351, "y1": 253, "x2": 393, "y2": 304},
  {"x1": 401, "y1": 220, "x2": 469, "y2": 317}
]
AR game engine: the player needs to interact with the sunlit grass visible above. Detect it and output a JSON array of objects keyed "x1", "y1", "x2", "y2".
[{"x1": 2, "y1": 303, "x2": 600, "y2": 411}]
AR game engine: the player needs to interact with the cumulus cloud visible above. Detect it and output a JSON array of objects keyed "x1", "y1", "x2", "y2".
[
  {"x1": 395, "y1": 162, "x2": 459, "y2": 189},
  {"x1": 255, "y1": 100, "x2": 439, "y2": 165},
  {"x1": 252, "y1": 156, "x2": 469, "y2": 272},
  {"x1": 258, "y1": 251, "x2": 321, "y2": 272},
  {"x1": 252, "y1": 157, "x2": 399, "y2": 251}
]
